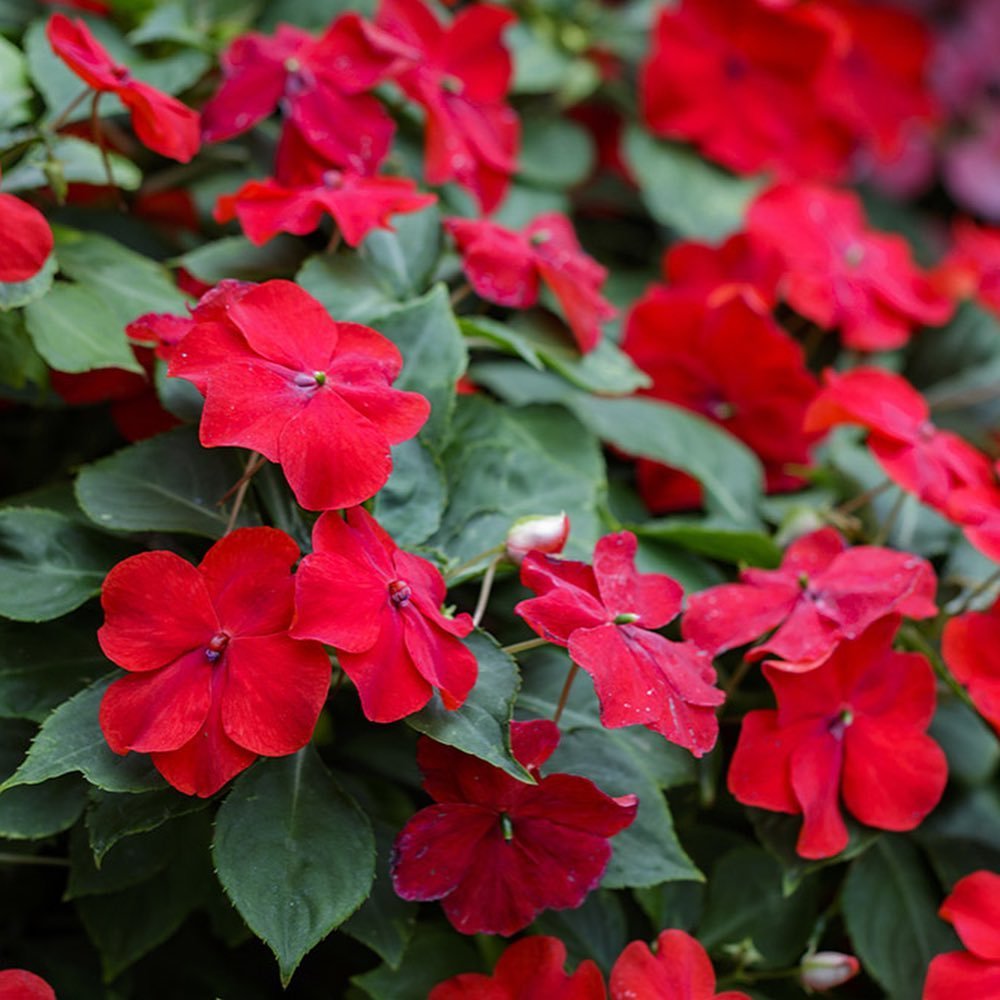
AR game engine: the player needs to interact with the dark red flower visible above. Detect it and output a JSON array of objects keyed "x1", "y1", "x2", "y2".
[
  {"x1": 215, "y1": 170, "x2": 435, "y2": 247},
  {"x1": 609, "y1": 930, "x2": 749, "y2": 1000},
  {"x1": 429, "y1": 936, "x2": 606, "y2": 999},
  {"x1": 515, "y1": 531, "x2": 724, "y2": 756},
  {"x1": 391, "y1": 720, "x2": 638, "y2": 935},
  {"x1": 0, "y1": 185, "x2": 53, "y2": 283},
  {"x1": 375, "y1": 0, "x2": 519, "y2": 212},
  {"x1": 167, "y1": 279, "x2": 430, "y2": 511},
  {"x1": 804, "y1": 366, "x2": 993, "y2": 511},
  {"x1": 746, "y1": 182, "x2": 953, "y2": 351},
  {"x1": 46, "y1": 14, "x2": 200, "y2": 163},
  {"x1": 728, "y1": 617, "x2": 947, "y2": 859},
  {"x1": 445, "y1": 214, "x2": 615, "y2": 354},
  {"x1": 622, "y1": 290, "x2": 819, "y2": 511},
  {"x1": 98, "y1": 528, "x2": 331, "y2": 797},
  {"x1": 0, "y1": 969, "x2": 56, "y2": 1000},
  {"x1": 683, "y1": 526, "x2": 937, "y2": 672},
  {"x1": 291, "y1": 506, "x2": 476, "y2": 722},
  {"x1": 942, "y1": 598, "x2": 1000, "y2": 739},
  {"x1": 639, "y1": 0, "x2": 852, "y2": 179}
]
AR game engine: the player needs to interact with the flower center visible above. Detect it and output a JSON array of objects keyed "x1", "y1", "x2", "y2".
[
  {"x1": 723, "y1": 53, "x2": 749, "y2": 81},
  {"x1": 529, "y1": 229, "x2": 551, "y2": 247},
  {"x1": 205, "y1": 632, "x2": 230, "y2": 662},
  {"x1": 499, "y1": 813, "x2": 514, "y2": 841},
  {"x1": 321, "y1": 170, "x2": 344, "y2": 190},
  {"x1": 614, "y1": 612, "x2": 640, "y2": 625},
  {"x1": 293, "y1": 371, "x2": 326, "y2": 389},
  {"x1": 843, "y1": 242, "x2": 866, "y2": 268},
  {"x1": 111, "y1": 64, "x2": 131, "y2": 83},
  {"x1": 389, "y1": 579, "x2": 412, "y2": 607},
  {"x1": 828, "y1": 705, "x2": 854, "y2": 739},
  {"x1": 440, "y1": 74, "x2": 464, "y2": 94}
]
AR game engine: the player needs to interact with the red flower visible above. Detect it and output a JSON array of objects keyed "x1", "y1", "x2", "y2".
[
  {"x1": 429, "y1": 936, "x2": 606, "y2": 999},
  {"x1": 215, "y1": 169, "x2": 435, "y2": 247},
  {"x1": 391, "y1": 720, "x2": 638, "y2": 935},
  {"x1": 924, "y1": 871, "x2": 1000, "y2": 1000},
  {"x1": 622, "y1": 291, "x2": 819, "y2": 512},
  {"x1": 942, "y1": 598, "x2": 1000, "y2": 739},
  {"x1": 515, "y1": 531, "x2": 724, "y2": 756},
  {"x1": 0, "y1": 183, "x2": 53, "y2": 283},
  {"x1": 683, "y1": 526, "x2": 937, "y2": 672},
  {"x1": 200, "y1": 16, "x2": 405, "y2": 174},
  {"x1": 728, "y1": 617, "x2": 947, "y2": 859},
  {"x1": 45, "y1": 14, "x2": 200, "y2": 163},
  {"x1": 445, "y1": 214, "x2": 615, "y2": 354},
  {"x1": 0, "y1": 969, "x2": 56, "y2": 1000},
  {"x1": 932, "y1": 219, "x2": 1000, "y2": 320},
  {"x1": 639, "y1": 0, "x2": 852, "y2": 179},
  {"x1": 167, "y1": 279, "x2": 430, "y2": 511},
  {"x1": 98, "y1": 528, "x2": 331, "y2": 798},
  {"x1": 746, "y1": 182, "x2": 952, "y2": 351},
  {"x1": 291, "y1": 506, "x2": 476, "y2": 722},
  {"x1": 803, "y1": 366, "x2": 993, "y2": 511},
  {"x1": 375, "y1": 0, "x2": 519, "y2": 212},
  {"x1": 609, "y1": 930, "x2": 749, "y2": 1000}
]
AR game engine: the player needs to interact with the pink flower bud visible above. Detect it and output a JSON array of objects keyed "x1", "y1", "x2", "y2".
[
  {"x1": 505, "y1": 513, "x2": 570, "y2": 563},
  {"x1": 800, "y1": 952, "x2": 861, "y2": 991}
]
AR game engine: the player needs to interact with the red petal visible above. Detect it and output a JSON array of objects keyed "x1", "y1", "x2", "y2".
[
  {"x1": 683, "y1": 580, "x2": 797, "y2": 656},
  {"x1": 727, "y1": 710, "x2": 800, "y2": 814},
  {"x1": 941, "y1": 871, "x2": 1000, "y2": 960},
  {"x1": 0, "y1": 193, "x2": 53, "y2": 283},
  {"x1": 0, "y1": 969, "x2": 56, "y2": 1000},
  {"x1": 923, "y1": 952, "x2": 1000, "y2": 1000},
  {"x1": 401, "y1": 609, "x2": 478, "y2": 710},
  {"x1": 45, "y1": 13, "x2": 120, "y2": 90},
  {"x1": 790, "y1": 730, "x2": 848, "y2": 859},
  {"x1": 120, "y1": 81, "x2": 201, "y2": 163},
  {"x1": 610, "y1": 930, "x2": 732, "y2": 1000}
]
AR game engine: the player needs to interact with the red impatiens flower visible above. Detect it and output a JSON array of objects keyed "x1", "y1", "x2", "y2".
[
  {"x1": 728, "y1": 616, "x2": 948, "y2": 859},
  {"x1": 46, "y1": 14, "x2": 200, "y2": 163},
  {"x1": 429, "y1": 936, "x2": 606, "y2": 999},
  {"x1": 0, "y1": 969, "x2": 56, "y2": 1000},
  {"x1": 98, "y1": 528, "x2": 331, "y2": 798},
  {"x1": 924, "y1": 871, "x2": 1000, "y2": 1000},
  {"x1": 746, "y1": 182, "x2": 953, "y2": 351},
  {"x1": 622, "y1": 290, "x2": 820, "y2": 512},
  {"x1": 803, "y1": 366, "x2": 993, "y2": 511},
  {"x1": 445, "y1": 214, "x2": 616, "y2": 354},
  {"x1": 683, "y1": 526, "x2": 937, "y2": 672},
  {"x1": 214, "y1": 169, "x2": 435, "y2": 247},
  {"x1": 391, "y1": 720, "x2": 638, "y2": 935},
  {"x1": 609, "y1": 930, "x2": 749, "y2": 1000},
  {"x1": 0, "y1": 179, "x2": 53, "y2": 283},
  {"x1": 375, "y1": 0, "x2": 519, "y2": 212},
  {"x1": 639, "y1": 0, "x2": 852, "y2": 179},
  {"x1": 942, "y1": 597, "x2": 1000, "y2": 739},
  {"x1": 167, "y1": 279, "x2": 430, "y2": 511},
  {"x1": 932, "y1": 219, "x2": 1000, "y2": 320},
  {"x1": 291, "y1": 506, "x2": 477, "y2": 722},
  {"x1": 200, "y1": 16, "x2": 406, "y2": 174},
  {"x1": 515, "y1": 531, "x2": 724, "y2": 756}
]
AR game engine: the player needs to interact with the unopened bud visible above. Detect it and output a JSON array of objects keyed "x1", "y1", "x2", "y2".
[
  {"x1": 505, "y1": 513, "x2": 570, "y2": 564},
  {"x1": 800, "y1": 952, "x2": 860, "y2": 992}
]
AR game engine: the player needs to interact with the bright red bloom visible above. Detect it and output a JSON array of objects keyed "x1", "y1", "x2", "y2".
[
  {"x1": 98, "y1": 528, "x2": 331, "y2": 798},
  {"x1": 375, "y1": 0, "x2": 519, "y2": 212},
  {"x1": 0, "y1": 969, "x2": 56, "y2": 1000},
  {"x1": 445, "y1": 214, "x2": 615, "y2": 354},
  {"x1": 291, "y1": 506, "x2": 476, "y2": 722},
  {"x1": 924, "y1": 872, "x2": 1000, "y2": 1000},
  {"x1": 639, "y1": 0, "x2": 852, "y2": 179},
  {"x1": 728, "y1": 616, "x2": 947, "y2": 859},
  {"x1": 516, "y1": 532, "x2": 724, "y2": 756},
  {"x1": 804, "y1": 367, "x2": 993, "y2": 511},
  {"x1": 609, "y1": 930, "x2": 749, "y2": 1000},
  {"x1": 215, "y1": 170, "x2": 435, "y2": 247},
  {"x1": 622, "y1": 291, "x2": 819, "y2": 512},
  {"x1": 167, "y1": 279, "x2": 430, "y2": 511},
  {"x1": 746, "y1": 182, "x2": 952, "y2": 351},
  {"x1": 0, "y1": 187, "x2": 53, "y2": 284},
  {"x1": 946, "y1": 462, "x2": 1000, "y2": 565},
  {"x1": 933, "y1": 219, "x2": 1000, "y2": 319},
  {"x1": 429, "y1": 936, "x2": 606, "y2": 999},
  {"x1": 391, "y1": 720, "x2": 638, "y2": 935},
  {"x1": 200, "y1": 17, "x2": 405, "y2": 174},
  {"x1": 942, "y1": 597, "x2": 1000, "y2": 739},
  {"x1": 683, "y1": 526, "x2": 937, "y2": 672},
  {"x1": 45, "y1": 14, "x2": 200, "y2": 163}
]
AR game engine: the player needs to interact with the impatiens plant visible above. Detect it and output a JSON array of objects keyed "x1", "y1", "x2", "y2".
[{"x1": 1, "y1": 0, "x2": 999, "y2": 996}]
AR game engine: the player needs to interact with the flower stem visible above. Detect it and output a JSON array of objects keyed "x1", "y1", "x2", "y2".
[
  {"x1": 552, "y1": 662, "x2": 579, "y2": 725},
  {"x1": 872, "y1": 487, "x2": 907, "y2": 546},
  {"x1": 472, "y1": 555, "x2": 500, "y2": 628},
  {"x1": 900, "y1": 623, "x2": 983, "y2": 719},
  {"x1": 950, "y1": 566, "x2": 1000, "y2": 615},
  {"x1": 49, "y1": 86, "x2": 91, "y2": 131},
  {"x1": 501, "y1": 636, "x2": 548, "y2": 656},
  {"x1": 449, "y1": 281, "x2": 473, "y2": 308},
  {"x1": 0, "y1": 852, "x2": 69, "y2": 867},
  {"x1": 444, "y1": 543, "x2": 505, "y2": 582},
  {"x1": 223, "y1": 451, "x2": 264, "y2": 533},
  {"x1": 723, "y1": 657, "x2": 753, "y2": 697},
  {"x1": 832, "y1": 478, "x2": 892, "y2": 516},
  {"x1": 90, "y1": 93, "x2": 124, "y2": 212}
]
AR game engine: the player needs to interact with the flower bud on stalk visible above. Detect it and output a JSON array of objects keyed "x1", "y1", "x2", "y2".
[
  {"x1": 800, "y1": 952, "x2": 861, "y2": 992},
  {"x1": 505, "y1": 513, "x2": 570, "y2": 564}
]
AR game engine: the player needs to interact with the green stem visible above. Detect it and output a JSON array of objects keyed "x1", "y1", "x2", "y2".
[
  {"x1": 950, "y1": 567, "x2": 1000, "y2": 615},
  {"x1": 552, "y1": 662, "x2": 579, "y2": 725},
  {"x1": 872, "y1": 487, "x2": 907, "y2": 546},
  {"x1": 445, "y1": 543, "x2": 505, "y2": 582},
  {"x1": 0, "y1": 852, "x2": 69, "y2": 867},
  {"x1": 48, "y1": 86, "x2": 91, "y2": 131},
  {"x1": 501, "y1": 637, "x2": 548, "y2": 656},
  {"x1": 900, "y1": 623, "x2": 983, "y2": 719},
  {"x1": 472, "y1": 556, "x2": 500, "y2": 628}
]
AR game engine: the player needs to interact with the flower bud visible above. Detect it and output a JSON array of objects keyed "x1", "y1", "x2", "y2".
[
  {"x1": 505, "y1": 513, "x2": 570, "y2": 564},
  {"x1": 800, "y1": 952, "x2": 860, "y2": 992}
]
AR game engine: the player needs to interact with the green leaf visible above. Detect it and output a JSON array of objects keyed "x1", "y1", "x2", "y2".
[
  {"x1": 297, "y1": 252, "x2": 397, "y2": 324},
  {"x1": 370, "y1": 284, "x2": 467, "y2": 453},
  {"x1": 68, "y1": 822, "x2": 180, "y2": 899},
  {"x1": 473, "y1": 364, "x2": 763, "y2": 525},
  {"x1": 372, "y1": 437, "x2": 446, "y2": 548},
  {"x1": 177, "y1": 234, "x2": 309, "y2": 284},
  {"x1": 0, "y1": 253, "x2": 57, "y2": 312},
  {"x1": 1, "y1": 137, "x2": 142, "y2": 192},
  {"x1": 407, "y1": 631, "x2": 529, "y2": 782},
  {"x1": 842, "y1": 836, "x2": 957, "y2": 1000},
  {"x1": 622, "y1": 125, "x2": 764, "y2": 241},
  {"x1": 360, "y1": 205, "x2": 442, "y2": 300},
  {"x1": 0, "y1": 310, "x2": 47, "y2": 389},
  {"x1": 213, "y1": 748, "x2": 375, "y2": 985},
  {"x1": 0, "y1": 34, "x2": 31, "y2": 128},
  {"x1": 698, "y1": 846, "x2": 820, "y2": 967},
  {"x1": 0, "y1": 509, "x2": 132, "y2": 622},
  {"x1": 533, "y1": 890, "x2": 626, "y2": 974},
  {"x1": 426, "y1": 395, "x2": 607, "y2": 563},
  {"x1": 632, "y1": 519, "x2": 782, "y2": 567},
  {"x1": 75, "y1": 428, "x2": 252, "y2": 538},
  {"x1": 24, "y1": 283, "x2": 143, "y2": 375},
  {"x1": 2, "y1": 675, "x2": 165, "y2": 794},
  {"x1": 518, "y1": 115, "x2": 595, "y2": 190}
]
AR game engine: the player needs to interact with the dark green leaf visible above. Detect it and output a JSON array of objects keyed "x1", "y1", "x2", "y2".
[
  {"x1": 297, "y1": 252, "x2": 397, "y2": 324},
  {"x1": 177, "y1": 234, "x2": 309, "y2": 284},
  {"x1": 518, "y1": 115, "x2": 595, "y2": 189},
  {"x1": 929, "y1": 697, "x2": 1000, "y2": 787},
  {"x1": 632, "y1": 519, "x2": 782, "y2": 567},
  {"x1": 0, "y1": 310, "x2": 47, "y2": 388},
  {"x1": 68, "y1": 822, "x2": 180, "y2": 899},
  {"x1": 0, "y1": 34, "x2": 31, "y2": 128},
  {"x1": 532, "y1": 890, "x2": 626, "y2": 974},
  {"x1": 213, "y1": 748, "x2": 375, "y2": 985},
  {"x1": 360, "y1": 205, "x2": 442, "y2": 300},
  {"x1": 1, "y1": 137, "x2": 141, "y2": 192},
  {"x1": 373, "y1": 437, "x2": 446, "y2": 548}
]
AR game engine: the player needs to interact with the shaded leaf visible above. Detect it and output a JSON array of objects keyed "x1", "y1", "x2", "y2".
[{"x1": 373, "y1": 437, "x2": 446, "y2": 548}]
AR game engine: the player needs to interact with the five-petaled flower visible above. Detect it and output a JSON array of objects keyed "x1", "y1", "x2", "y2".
[
  {"x1": 98, "y1": 528, "x2": 331, "y2": 798},
  {"x1": 391, "y1": 720, "x2": 637, "y2": 935}
]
